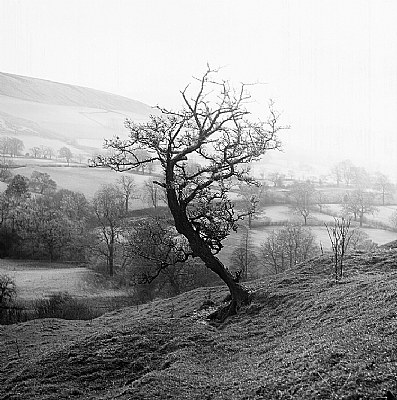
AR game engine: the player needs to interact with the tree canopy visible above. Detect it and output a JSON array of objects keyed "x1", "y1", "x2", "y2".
[{"x1": 91, "y1": 67, "x2": 287, "y2": 316}]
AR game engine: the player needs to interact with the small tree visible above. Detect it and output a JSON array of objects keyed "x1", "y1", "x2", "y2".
[
  {"x1": 289, "y1": 181, "x2": 315, "y2": 225},
  {"x1": 116, "y1": 175, "x2": 137, "y2": 213},
  {"x1": 342, "y1": 189, "x2": 377, "y2": 227},
  {"x1": 8, "y1": 138, "x2": 24, "y2": 157},
  {"x1": 58, "y1": 147, "x2": 73, "y2": 165},
  {"x1": 0, "y1": 274, "x2": 16, "y2": 305},
  {"x1": 373, "y1": 172, "x2": 394, "y2": 206},
  {"x1": 325, "y1": 217, "x2": 353, "y2": 281},
  {"x1": 331, "y1": 163, "x2": 343, "y2": 187},
  {"x1": 92, "y1": 67, "x2": 287, "y2": 316},
  {"x1": 348, "y1": 229, "x2": 378, "y2": 252},
  {"x1": 5, "y1": 174, "x2": 29, "y2": 198},
  {"x1": 123, "y1": 217, "x2": 200, "y2": 296},
  {"x1": 229, "y1": 229, "x2": 259, "y2": 281},
  {"x1": 44, "y1": 146, "x2": 55, "y2": 160},
  {"x1": 315, "y1": 190, "x2": 328, "y2": 213},
  {"x1": 340, "y1": 159, "x2": 355, "y2": 186},
  {"x1": 268, "y1": 171, "x2": 285, "y2": 188},
  {"x1": 351, "y1": 166, "x2": 370, "y2": 189},
  {"x1": 92, "y1": 184, "x2": 125, "y2": 276},
  {"x1": 260, "y1": 225, "x2": 318, "y2": 274},
  {"x1": 0, "y1": 162, "x2": 12, "y2": 182},
  {"x1": 142, "y1": 177, "x2": 165, "y2": 208},
  {"x1": 30, "y1": 146, "x2": 42, "y2": 159},
  {"x1": 29, "y1": 171, "x2": 57, "y2": 194},
  {"x1": 237, "y1": 182, "x2": 266, "y2": 228}
]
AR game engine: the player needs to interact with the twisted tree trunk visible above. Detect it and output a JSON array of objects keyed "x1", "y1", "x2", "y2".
[{"x1": 166, "y1": 187, "x2": 250, "y2": 319}]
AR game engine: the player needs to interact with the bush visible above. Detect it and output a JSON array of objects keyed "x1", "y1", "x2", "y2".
[
  {"x1": 0, "y1": 301, "x2": 30, "y2": 325},
  {"x1": 0, "y1": 274, "x2": 16, "y2": 305},
  {"x1": 34, "y1": 292, "x2": 99, "y2": 320},
  {"x1": 0, "y1": 274, "x2": 31, "y2": 324}
]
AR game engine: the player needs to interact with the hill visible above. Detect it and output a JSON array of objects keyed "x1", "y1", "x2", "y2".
[
  {"x1": 0, "y1": 72, "x2": 154, "y2": 157},
  {"x1": 2, "y1": 249, "x2": 397, "y2": 399}
]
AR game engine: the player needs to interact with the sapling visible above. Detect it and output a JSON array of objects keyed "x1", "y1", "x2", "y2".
[{"x1": 325, "y1": 217, "x2": 353, "y2": 281}]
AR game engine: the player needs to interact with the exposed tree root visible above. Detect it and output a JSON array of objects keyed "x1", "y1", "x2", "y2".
[{"x1": 208, "y1": 292, "x2": 254, "y2": 323}]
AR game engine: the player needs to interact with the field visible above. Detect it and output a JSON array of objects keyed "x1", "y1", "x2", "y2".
[
  {"x1": 0, "y1": 259, "x2": 124, "y2": 301},
  {"x1": 218, "y1": 205, "x2": 397, "y2": 264},
  {"x1": 14, "y1": 163, "x2": 155, "y2": 200},
  {"x1": 324, "y1": 203, "x2": 397, "y2": 226}
]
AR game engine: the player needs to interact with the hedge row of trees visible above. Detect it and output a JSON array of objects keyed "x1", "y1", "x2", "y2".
[{"x1": 0, "y1": 137, "x2": 74, "y2": 164}]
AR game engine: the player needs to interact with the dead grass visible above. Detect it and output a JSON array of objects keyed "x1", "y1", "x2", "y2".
[{"x1": 2, "y1": 250, "x2": 397, "y2": 399}]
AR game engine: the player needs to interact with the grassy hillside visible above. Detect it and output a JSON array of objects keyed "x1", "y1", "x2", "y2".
[
  {"x1": 2, "y1": 249, "x2": 397, "y2": 399},
  {"x1": 0, "y1": 72, "x2": 154, "y2": 156},
  {"x1": 0, "y1": 72, "x2": 152, "y2": 112}
]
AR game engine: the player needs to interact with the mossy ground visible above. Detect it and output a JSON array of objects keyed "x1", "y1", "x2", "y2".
[{"x1": 2, "y1": 250, "x2": 397, "y2": 399}]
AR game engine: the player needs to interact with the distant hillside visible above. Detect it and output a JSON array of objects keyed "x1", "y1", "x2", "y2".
[
  {"x1": 2, "y1": 249, "x2": 397, "y2": 399},
  {"x1": 0, "y1": 72, "x2": 154, "y2": 158},
  {"x1": 0, "y1": 72, "x2": 152, "y2": 113}
]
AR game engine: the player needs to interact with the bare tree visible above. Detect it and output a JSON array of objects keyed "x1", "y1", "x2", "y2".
[
  {"x1": 117, "y1": 175, "x2": 137, "y2": 213},
  {"x1": 92, "y1": 184, "x2": 125, "y2": 276},
  {"x1": 351, "y1": 166, "x2": 370, "y2": 189},
  {"x1": 342, "y1": 189, "x2": 377, "y2": 227},
  {"x1": 122, "y1": 217, "x2": 216, "y2": 299},
  {"x1": 325, "y1": 217, "x2": 353, "y2": 281},
  {"x1": 348, "y1": 229, "x2": 378, "y2": 252},
  {"x1": 373, "y1": 172, "x2": 394, "y2": 206},
  {"x1": 8, "y1": 138, "x2": 24, "y2": 157},
  {"x1": 331, "y1": 163, "x2": 343, "y2": 187},
  {"x1": 91, "y1": 67, "x2": 287, "y2": 316},
  {"x1": 229, "y1": 228, "x2": 259, "y2": 281},
  {"x1": 315, "y1": 190, "x2": 328, "y2": 213},
  {"x1": 260, "y1": 225, "x2": 318, "y2": 274},
  {"x1": 340, "y1": 159, "x2": 355, "y2": 186},
  {"x1": 268, "y1": 171, "x2": 285, "y2": 188},
  {"x1": 237, "y1": 182, "x2": 266, "y2": 228},
  {"x1": 58, "y1": 147, "x2": 73, "y2": 165},
  {"x1": 142, "y1": 177, "x2": 165, "y2": 208},
  {"x1": 30, "y1": 146, "x2": 42, "y2": 159},
  {"x1": 289, "y1": 181, "x2": 315, "y2": 225}
]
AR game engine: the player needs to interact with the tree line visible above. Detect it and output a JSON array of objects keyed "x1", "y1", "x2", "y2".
[{"x1": 0, "y1": 136, "x2": 75, "y2": 164}]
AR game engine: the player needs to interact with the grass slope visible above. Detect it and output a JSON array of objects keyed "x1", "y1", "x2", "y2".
[
  {"x1": 0, "y1": 72, "x2": 151, "y2": 112},
  {"x1": 2, "y1": 251, "x2": 397, "y2": 399},
  {"x1": 0, "y1": 72, "x2": 153, "y2": 155}
]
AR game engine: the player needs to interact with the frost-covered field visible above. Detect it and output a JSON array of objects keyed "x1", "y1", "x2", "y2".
[
  {"x1": 0, "y1": 260, "x2": 123, "y2": 301},
  {"x1": 13, "y1": 165, "x2": 155, "y2": 200},
  {"x1": 219, "y1": 204, "x2": 397, "y2": 263}
]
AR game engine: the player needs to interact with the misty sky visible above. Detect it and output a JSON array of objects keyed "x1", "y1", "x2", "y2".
[{"x1": 1, "y1": 1, "x2": 397, "y2": 176}]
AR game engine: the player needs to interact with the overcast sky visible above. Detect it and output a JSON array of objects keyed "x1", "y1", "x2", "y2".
[{"x1": 1, "y1": 0, "x2": 397, "y2": 176}]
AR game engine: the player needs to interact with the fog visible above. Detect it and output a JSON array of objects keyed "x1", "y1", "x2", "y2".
[{"x1": 1, "y1": 0, "x2": 397, "y2": 179}]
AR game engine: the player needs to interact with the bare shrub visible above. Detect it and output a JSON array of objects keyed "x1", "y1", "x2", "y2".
[
  {"x1": 34, "y1": 292, "x2": 99, "y2": 320},
  {"x1": 260, "y1": 225, "x2": 319, "y2": 274},
  {"x1": 325, "y1": 217, "x2": 353, "y2": 281}
]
